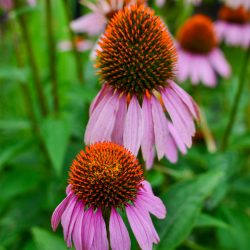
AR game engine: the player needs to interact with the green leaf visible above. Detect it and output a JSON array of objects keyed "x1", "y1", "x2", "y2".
[
  {"x1": 195, "y1": 213, "x2": 230, "y2": 230},
  {"x1": 217, "y1": 207, "x2": 250, "y2": 250},
  {"x1": 41, "y1": 117, "x2": 71, "y2": 175},
  {"x1": 155, "y1": 170, "x2": 223, "y2": 250},
  {"x1": 32, "y1": 227, "x2": 68, "y2": 250},
  {"x1": 0, "y1": 166, "x2": 41, "y2": 203}
]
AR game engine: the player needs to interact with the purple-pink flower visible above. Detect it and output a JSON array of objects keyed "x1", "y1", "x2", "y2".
[
  {"x1": 51, "y1": 142, "x2": 166, "y2": 250},
  {"x1": 215, "y1": 5, "x2": 250, "y2": 49},
  {"x1": 84, "y1": 4, "x2": 199, "y2": 169},
  {"x1": 222, "y1": 0, "x2": 250, "y2": 10},
  {"x1": 70, "y1": 0, "x2": 146, "y2": 36},
  {"x1": 176, "y1": 14, "x2": 231, "y2": 87}
]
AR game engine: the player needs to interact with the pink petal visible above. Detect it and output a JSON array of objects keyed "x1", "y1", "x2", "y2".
[
  {"x1": 151, "y1": 95, "x2": 169, "y2": 160},
  {"x1": 156, "y1": 0, "x2": 165, "y2": 7},
  {"x1": 161, "y1": 89, "x2": 192, "y2": 147},
  {"x1": 138, "y1": 181, "x2": 167, "y2": 219},
  {"x1": 141, "y1": 96, "x2": 155, "y2": 169},
  {"x1": 85, "y1": 92, "x2": 119, "y2": 144},
  {"x1": 164, "y1": 88, "x2": 196, "y2": 136},
  {"x1": 123, "y1": 96, "x2": 143, "y2": 156},
  {"x1": 189, "y1": 55, "x2": 201, "y2": 85},
  {"x1": 70, "y1": 13, "x2": 106, "y2": 35},
  {"x1": 51, "y1": 192, "x2": 74, "y2": 231},
  {"x1": 169, "y1": 81, "x2": 200, "y2": 120},
  {"x1": 110, "y1": 207, "x2": 131, "y2": 250},
  {"x1": 61, "y1": 196, "x2": 78, "y2": 247},
  {"x1": 111, "y1": 94, "x2": 127, "y2": 145},
  {"x1": 197, "y1": 56, "x2": 217, "y2": 87},
  {"x1": 208, "y1": 48, "x2": 231, "y2": 78},
  {"x1": 165, "y1": 132, "x2": 178, "y2": 163},
  {"x1": 168, "y1": 122, "x2": 187, "y2": 154},
  {"x1": 177, "y1": 48, "x2": 191, "y2": 83},
  {"x1": 126, "y1": 205, "x2": 154, "y2": 250},
  {"x1": 82, "y1": 207, "x2": 95, "y2": 249},
  {"x1": 72, "y1": 203, "x2": 84, "y2": 250},
  {"x1": 90, "y1": 85, "x2": 110, "y2": 115},
  {"x1": 91, "y1": 209, "x2": 109, "y2": 250},
  {"x1": 134, "y1": 200, "x2": 160, "y2": 244}
]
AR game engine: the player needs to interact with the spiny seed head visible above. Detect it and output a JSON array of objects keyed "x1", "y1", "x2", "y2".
[
  {"x1": 177, "y1": 14, "x2": 217, "y2": 54},
  {"x1": 218, "y1": 6, "x2": 250, "y2": 24},
  {"x1": 69, "y1": 142, "x2": 144, "y2": 210},
  {"x1": 96, "y1": 4, "x2": 177, "y2": 97}
]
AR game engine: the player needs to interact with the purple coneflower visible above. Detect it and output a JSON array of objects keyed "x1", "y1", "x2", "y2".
[
  {"x1": 176, "y1": 14, "x2": 231, "y2": 87},
  {"x1": 85, "y1": 4, "x2": 199, "y2": 169},
  {"x1": 0, "y1": 0, "x2": 35, "y2": 10},
  {"x1": 155, "y1": 0, "x2": 202, "y2": 7},
  {"x1": 215, "y1": 5, "x2": 250, "y2": 49},
  {"x1": 57, "y1": 36, "x2": 94, "y2": 52},
  {"x1": 70, "y1": 0, "x2": 145, "y2": 36},
  {"x1": 51, "y1": 142, "x2": 166, "y2": 250},
  {"x1": 223, "y1": 0, "x2": 250, "y2": 10}
]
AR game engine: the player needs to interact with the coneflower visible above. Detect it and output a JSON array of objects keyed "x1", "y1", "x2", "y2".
[
  {"x1": 51, "y1": 142, "x2": 166, "y2": 250},
  {"x1": 222, "y1": 0, "x2": 250, "y2": 10},
  {"x1": 215, "y1": 5, "x2": 250, "y2": 49},
  {"x1": 70, "y1": 0, "x2": 145, "y2": 36},
  {"x1": 85, "y1": 4, "x2": 199, "y2": 169},
  {"x1": 176, "y1": 14, "x2": 231, "y2": 87}
]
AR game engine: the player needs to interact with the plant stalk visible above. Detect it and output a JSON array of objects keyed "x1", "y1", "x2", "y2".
[
  {"x1": 62, "y1": 0, "x2": 84, "y2": 84},
  {"x1": 221, "y1": 44, "x2": 250, "y2": 151},
  {"x1": 14, "y1": 0, "x2": 48, "y2": 116},
  {"x1": 45, "y1": 0, "x2": 59, "y2": 114}
]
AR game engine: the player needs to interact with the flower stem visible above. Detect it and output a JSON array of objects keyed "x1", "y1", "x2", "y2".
[
  {"x1": 221, "y1": 44, "x2": 250, "y2": 151},
  {"x1": 45, "y1": 0, "x2": 59, "y2": 115},
  {"x1": 14, "y1": 0, "x2": 48, "y2": 117},
  {"x1": 62, "y1": 0, "x2": 84, "y2": 84}
]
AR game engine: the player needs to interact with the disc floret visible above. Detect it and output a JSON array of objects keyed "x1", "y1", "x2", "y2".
[
  {"x1": 177, "y1": 14, "x2": 217, "y2": 54},
  {"x1": 219, "y1": 6, "x2": 250, "y2": 24},
  {"x1": 69, "y1": 142, "x2": 144, "y2": 209},
  {"x1": 96, "y1": 4, "x2": 177, "y2": 97}
]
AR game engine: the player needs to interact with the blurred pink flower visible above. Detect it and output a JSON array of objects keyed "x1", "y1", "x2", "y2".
[
  {"x1": 85, "y1": 5, "x2": 199, "y2": 169},
  {"x1": 215, "y1": 5, "x2": 250, "y2": 49},
  {"x1": 0, "y1": 0, "x2": 36, "y2": 10},
  {"x1": 223, "y1": 0, "x2": 250, "y2": 10},
  {"x1": 57, "y1": 39, "x2": 94, "y2": 52},
  {"x1": 155, "y1": 0, "x2": 201, "y2": 7},
  {"x1": 51, "y1": 142, "x2": 166, "y2": 250},
  {"x1": 70, "y1": 0, "x2": 145, "y2": 36},
  {"x1": 176, "y1": 14, "x2": 231, "y2": 87}
]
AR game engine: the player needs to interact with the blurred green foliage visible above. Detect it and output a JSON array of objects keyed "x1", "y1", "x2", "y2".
[{"x1": 0, "y1": 0, "x2": 250, "y2": 250}]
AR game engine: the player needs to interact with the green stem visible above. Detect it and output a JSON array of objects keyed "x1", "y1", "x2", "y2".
[
  {"x1": 62, "y1": 0, "x2": 84, "y2": 84},
  {"x1": 103, "y1": 209, "x2": 111, "y2": 250},
  {"x1": 45, "y1": 0, "x2": 59, "y2": 114},
  {"x1": 221, "y1": 44, "x2": 250, "y2": 151},
  {"x1": 14, "y1": 0, "x2": 48, "y2": 117}
]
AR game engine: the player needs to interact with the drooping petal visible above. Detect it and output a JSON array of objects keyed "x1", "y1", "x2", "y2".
[
  {"x1": 138, "y1": 181, "x2": 167, "y2": 219},
  {"x1": 177, "y1": 49, "x2": 192, "y2": 82},
  {"x1": 165, "y1": 132, "x2": 178, "y2": 163},
  {"x1": 189, "y1": 55, "x2": 201, "y2": 85},
  {"x1": 85, "y1": 92, "x2": 119, "y2": 144},
  {"x1": 81, "y1": 207, "x2": 95, "y2": 249},
  {"x1": 91, "y1": 209, "x2": 109, "y2": 250},
  {"x1": 61, "y1": 196, "x2": 78, "y2": 247},
  {"x1": 51, "y1": 192, "x2": 74, "y2": 231},
  {"x1": 126, "y1": 205, "x2": 154, "y2": 250},
  {"x1": 168, "y1": 80, "x2": 200, "y2": 120},
  {"x1": 72, "y1": 203, "x2": 84, "y2": 250},
  {"x1": 89, "y1": 84, "x2": 110, "y2": 115},
  {"x1": 134, "y1": 200, "x2": 160, "y2": 244},
  {"x1": 111, "y1": 94, "x2": 127, "y2": 145},
  {"x1": 197, "y1": 56, "x2": 217, "y2": 87},
  {"x1": 161, "y1": 90, "x2": 192, "y2": 147},
  {"x1": 70, "y1": 13, "x2": 106, "y2": 35},
  {"x1": 123, "y1": 96, "x2": 143, "y2": 156},
  {"x1": 141, "y1": 96, "x2": 155, "y2": 169},
  {"x1": 151, "y1": 95, "x2": 169, "y2": 160},
  {"x1": 168, "y1": 122, "x2": 187, "y2": 154},
  {"x1": 164, "y1": 88, "x2": 196, "y2": 136},
  {"x1": 208, "y1": 48, "x2": 231, "y2": 78},
  {"x1": 110, "y1": 207, "x2": 131, "y2": 250}
]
